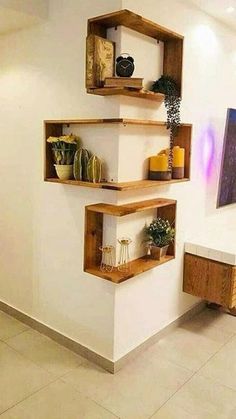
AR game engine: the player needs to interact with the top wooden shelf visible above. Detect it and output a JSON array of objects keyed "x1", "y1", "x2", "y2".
[
  {"x1": 87, "y1": 9, "x2": 183, "y2": 97},
  {"x1": 86, "y1": 198, "x2": 176, "y2": 216},
  {"x1": 87, "y1": 87, "x2": 165, "y2": 102},
  {"x1": 88, "y1": 9, "x2": 183, "y2": 42}
]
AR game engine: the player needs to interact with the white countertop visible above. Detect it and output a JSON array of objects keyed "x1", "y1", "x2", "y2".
[{"x1": 185, "y1": 226, "x2": 236, "y2": 266}]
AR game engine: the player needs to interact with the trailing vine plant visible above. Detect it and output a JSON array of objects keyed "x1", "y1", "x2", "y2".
[{"x1": 151, "y1": 75, "x2": 181, "y2": 169}]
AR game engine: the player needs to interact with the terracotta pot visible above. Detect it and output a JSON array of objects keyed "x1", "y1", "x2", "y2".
[
  {"x1": 151, "y1": 245, "x2": 169, "y2": 260},
  {"x1": 54, "y1": 164, "x2": 73, "y2": 180}
]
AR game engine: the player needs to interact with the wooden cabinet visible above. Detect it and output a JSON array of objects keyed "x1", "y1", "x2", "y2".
[{"x1": 183, "y1": 253, "x2": 236, "y2": 308}]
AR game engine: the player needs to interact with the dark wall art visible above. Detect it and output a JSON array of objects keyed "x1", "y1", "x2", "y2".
[{"x1": 217, "y1": 108, "x2": 236, "y2": 207}]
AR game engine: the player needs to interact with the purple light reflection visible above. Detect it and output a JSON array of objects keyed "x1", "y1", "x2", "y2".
[{"x1": 199, "y1": 125, "x2": 216, "y2": 180}]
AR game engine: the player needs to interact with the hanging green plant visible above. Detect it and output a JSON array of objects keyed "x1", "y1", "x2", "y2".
[{"x1": 151, "y1": 75, "x2": 181, "y2": 169}]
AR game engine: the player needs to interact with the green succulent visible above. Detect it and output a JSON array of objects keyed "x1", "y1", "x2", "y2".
[{"x1": 51, "y1": 141, "x2": 77, "y2": 165}]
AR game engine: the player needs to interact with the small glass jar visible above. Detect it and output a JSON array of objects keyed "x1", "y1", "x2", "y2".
[{"x1": 99, "y1": 245, "x2": 115, "y2": 272}]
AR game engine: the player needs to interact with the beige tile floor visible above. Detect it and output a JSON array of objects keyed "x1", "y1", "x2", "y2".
[{"x1": 0, "y1": 308, "x2": 236, "y2": 418}]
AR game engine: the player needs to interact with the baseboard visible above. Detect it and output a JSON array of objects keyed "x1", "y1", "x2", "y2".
[
  {"x1": 0, "y1": 300, "x2": 115, "y2": 374},
  {"x1": 113, "y1": 300, "x2": 206, "y2": 373},
  {"x1": 0, "y1": 300, "x2": 206, "y2": 374}
]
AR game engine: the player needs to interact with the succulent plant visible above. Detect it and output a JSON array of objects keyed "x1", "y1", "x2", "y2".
[
  {"x1": 145, "y1": 217, "x2": 175, "y2": 248},
  {"x1": 87, "y1": 155, "x2": 102, "y2": 183},
  {"x1": 47, "y1": 134, "x2": 80, "y2": 165},
  {"x1": 73, "y1": 148, "x2": 90, "y2": 181}
]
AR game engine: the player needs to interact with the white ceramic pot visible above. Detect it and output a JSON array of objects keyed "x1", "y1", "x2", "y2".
[{"x1": 54, "y1": 164, "x2": 73, "y2": 180}]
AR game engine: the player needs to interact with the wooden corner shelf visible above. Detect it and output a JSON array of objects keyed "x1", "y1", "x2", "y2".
[
  {"x1": 87, "y1": 9, "x2": 183, "y2": 96},
  {"x1": 84, "y1": 198, "x2": 176, "y2": 283},
  {"x1": 88, "y1": 9, "x2": 183, "y2": 41},
  {"x1": 86, "y1": 256, "x2": 174, "y2": 284},
  {"x1": 87, "y1": 87, "x2": 165, "y2": 102},
  {"x1": 86, "y1": 198, "x2": 176, "y2": 216},
  {"x1": 44, "y1": 118, "x2": 166, "y2": 126},
  {"x1": 45, "y1": 177, "x2": 189, "y2": 191},
  {"x1": 44, "y1": 118, "x2": 192, "y2": 190},
  {"x1": 44, "y1": 118, "x2": 192, "y2": 127}
]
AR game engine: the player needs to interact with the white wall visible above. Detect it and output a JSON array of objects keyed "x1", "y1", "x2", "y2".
[
  {"x1": 0, "y1": 0, "x2": 236, "y2": 363},
  {"x1": 0, "y1": 0, "x2": 48, "y2": 35},
  {"x1": 113, "y1": 0, "x2": 236, "y2": 360},
  {"x1": 0, "y1": 0, "x2": 48, "y2": 18},
  {"x1": 0, "y1": 0, "x2": 122, "y2": 361}
]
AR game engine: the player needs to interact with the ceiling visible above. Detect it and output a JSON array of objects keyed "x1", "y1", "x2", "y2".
[
  {"x1": 1, "y1": 0, "x2": 236, "y2": 35},
  {"x1": 187, "y1": 0, "x2": 236, "y2": 31},
  {"x1": 0, "y1": 0, "x2": 48, "y2": 35}
]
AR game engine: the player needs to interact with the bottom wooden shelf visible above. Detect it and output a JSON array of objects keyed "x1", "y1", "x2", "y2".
[{"x1": 85, "y1": 255, "x2": 174, "y2": 284}]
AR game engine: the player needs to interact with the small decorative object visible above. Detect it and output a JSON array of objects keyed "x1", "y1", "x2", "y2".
[
  {"x1": 149, "y1": 149, "x2": 171, "y2": 181},
  {"x1": 73, "y1": 148, "x2": 91, "y2": 181},
  {"x1": 172, "y1": 146, "x2": 185, "y2": 179},
  {"x1": 118, "y1": 237, "x2": 132, "y2": 272},
  {"x1": 47, "y1": 134, "x2": 79, "y2": 181},
  {"x1": 87, "y1": 155, "x2": 102, "y2": 183},
  {"x1": 116, "y1": 53, "x2": 135, "y2": 77},
  {"x1": 99, "y1": 245, "x2": 115, "y2": 272},
  {"x1": 151, "y1": 75, "x2": 181, "y2": 170},
  {"x1": 145, "y1": 218, "x2": 175, "y2": 260},
  {"x1": 86, "y1": 34, "x2": 115, "y2": 88}
]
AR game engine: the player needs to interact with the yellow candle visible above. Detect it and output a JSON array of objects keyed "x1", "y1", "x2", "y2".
[
  {"x1": 150, "y1": 154, "x2": 168, "y2": 172},
  {"x1": 173, "y1": 146, "x2": 185, "y2": 167}
]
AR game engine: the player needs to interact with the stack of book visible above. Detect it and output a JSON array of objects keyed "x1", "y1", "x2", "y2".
[
  {"x1": 104, "y1": 77, "x2": 143, "y2": 90},
  {"x1": 86, "y1": 35, "x2": 115, "y2": 88}
]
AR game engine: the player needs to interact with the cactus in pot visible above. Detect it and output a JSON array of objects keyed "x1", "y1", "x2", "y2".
[
  {"x1": 87, "y1": 155, "x2": 102, "y2": 183},
  {"x1": 47, "y1": 134, "x2": 79, "y2": 180},
  {"x1": 73, "y1": 148, "x2": 90, "y2": 181}
]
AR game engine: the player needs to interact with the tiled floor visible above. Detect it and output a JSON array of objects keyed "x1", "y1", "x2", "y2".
[{"x1": 0, "y1": 308, "x2": 236, "y2": 418}]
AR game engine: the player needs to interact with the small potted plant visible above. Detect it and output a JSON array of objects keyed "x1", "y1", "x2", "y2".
[
  {"x1": 145, "y1": 217, "x2": 175, "y2": 260},
  {"x1": 47, "y1": 134, "x2": 79, "y2": 180}
]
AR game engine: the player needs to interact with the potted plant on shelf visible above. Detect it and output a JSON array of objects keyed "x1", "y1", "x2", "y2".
[
  {"x1": 145, "y1": 217, "x2": 175, "y2": 260},
  {"x1": 47, "y1": 134, "x2": 79, "y2": 180}
]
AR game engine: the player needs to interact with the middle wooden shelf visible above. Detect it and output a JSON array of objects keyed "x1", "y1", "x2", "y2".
[
  {"x1": 45, "y1": 177, "x2": 188, "y2": 191},
  {"x1": 44, "y1": 118, "x2": 192, "y2": 191}
]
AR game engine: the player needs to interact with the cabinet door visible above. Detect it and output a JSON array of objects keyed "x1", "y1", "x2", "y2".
[
  {"x1": 229, "y1": 267, "x2": 236, "y2": 308},
  {"x1": 207, "y1": 259, "x2": 232, "y2": 307},
  {"x1": 184, "y1": 253, "x2": 209, "y2": 299},
  {"x1": 184, "y1": 253, "x2": 234, "y2": 307}
]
